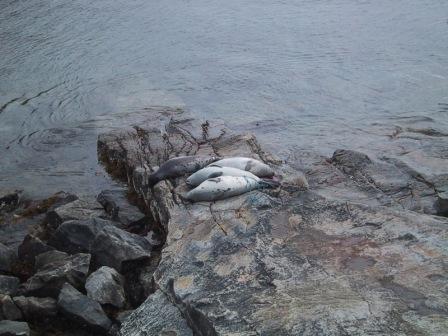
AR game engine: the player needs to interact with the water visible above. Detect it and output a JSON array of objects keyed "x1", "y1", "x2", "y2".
[{"x1": 1, "y1": 0, "x2": 447, "y2": 197}]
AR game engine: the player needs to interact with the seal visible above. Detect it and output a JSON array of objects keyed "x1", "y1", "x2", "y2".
[
  {"x1": 186, "y1": 165, "x2": 260, "y2": 187},
  {"x1": 185, "y1": 176, "x2": 279, "y2": 202},
  {"x1": 208, "y1": 157, "x2": 274, "y2": 177},
  {"x1": 148, "y1": 155, "x2": 220, "y2": 187}
]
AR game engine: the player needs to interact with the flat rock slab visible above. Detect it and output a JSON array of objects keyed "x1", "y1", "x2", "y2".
[
  {"x1": 121, "y1": 290, "x2": 192, "y2": 336},
  {"x1": 57, "y1": 283, "x2": 112, "y2": 334},
  {"x1": 99, "y1": 114, "x2": 448, "y2": 335},
  {"x1": 20, "y1": 253, "x2": 91, "y2": 298},
  {"x1": 0, "y1": 320, "x2": 30, "y2": 336}
]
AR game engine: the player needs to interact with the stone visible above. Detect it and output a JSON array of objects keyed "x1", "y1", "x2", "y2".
[
  {"x1": 0, "y1": 295, "x2": 22, "y2": 321},
  {"x1": 92, "y1": 226, "x2": 152, "y2": 272},
  {"x1": 0, "y1": 276, "x2": 20, "y2": 296},
  {"x1": 57, "y1": 283, "x2": 112, "y2": 334},
  {"x1": 436, "y1": 190, "x2": 448, "y2": 216},
  {"x1": 97, "y1": 190, "x2": 147, "y2": 229},
  {"x1": 85, "y1": 266, "x2": 126, "y2": 308},
  {"x1": 0, "y1": 243, "x2": 15, "y2": 273},
  {"x1": 48, "y1": 218, "x2": 113, "y2": 254},
  {"x1": 13, "y1": 296, "x2": 57, "y2": 320},
  {"x1": 0, "y1": 191, "x2": 20, "y2": 213},
  {"x1": 17, "y1": 235, "x2": 54, "y2": 266},
  {"x1": 0, "y1": 320, "x2": 30, "y2": 336},
  {"x1": 98, "y1": 114, "x2": 448, "y2": 336},
  {"x1": 121, "y1": 290, "x2": 192, "y2": 336},
  {"x1": 34, "y1": 250, "x2": 69, "y2": 272},
  {"x1": 46, "y1": 199, "x2": 106, "y2": 232},
  {"x1": 20, "y1": 253, "x2": 90, "y2": 298}
]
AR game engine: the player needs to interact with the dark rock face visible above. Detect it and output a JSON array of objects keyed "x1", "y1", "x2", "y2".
[
  {"x1": 121, "y1": 290, "x2": 192, "y2": 336},
  {"x1": 57, "y1": 283, "x2": 112, "y2": 334},
  {"x1": 85, "y1": 266, "x2": 126, "y2": 308},
  {"x1": 92, "y1": 226, "x2": 152, "y2": 272},
  {"x1": 46, "y1": 199, "x2": 106, "y2": 233},
  {"x1": 17, "y1": 235, "x2": 54, "y2": 267},
  {"x1": 20, "y1": 253, "x2": 91, "y2": 298},
  {"x1": 34, "y1": 250, "x2": 68, "y2": 272},
  {"x1": 97, "y1": 190, "x2": 147, "y2": 229},
  {"x1": 0, "y1": 191, "x2": 19, "y2": 213},
  {"x1": 0, "y1": 243, "x2": 15, "y2": 273},
  {"x1": 48, "y1": 218, "x2": 113, "y2": 254},
  {"x1": 96, "y1": 114, "x2": 448, "y2": 336},
  {"x1": 13, "y1": 296, "x2": 57, "y2": 320},
  {"x1": 0, "y1": 320, "x2": 30, "y2": 336},
  {"x1": 0, "y1": 295, "x2": 22, "y2": 321},
  {"x1": 0, "y1": 276, "x2": 19, "y2": 296}
]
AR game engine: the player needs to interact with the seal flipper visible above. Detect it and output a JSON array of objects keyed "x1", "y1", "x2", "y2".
[{"x1": 259, "y1": 178, "x2": 280, "y2": 189}]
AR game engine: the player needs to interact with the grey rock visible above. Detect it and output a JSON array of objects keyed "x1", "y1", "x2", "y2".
[
  {"x1": 20, "y1": 253, "x2": 90, "y2": 298},
  {"x1": 0, "y1": 295, "x2": 22, "y2": 321},
  {"x1": 92, "y1": 226, "x2": 152, "y2": 272},
  {"x1": 34, "y1": 250, "x2": 69, "y2": 272},
  {"x1": 57, "y1": 283, "x2": 112, "y2": 334},
  {"x1": 85, "y1": 266, "x2": 126, "y2": 308},
  {"x1": 0, "y1": 320, "x2": 30, "y2": 336},
  {"x1": 98, "y1": 115, "x2": 448, "y2": 336},
  {"x1": 97, "y1": 190, "x2": 147, "y2": 229},
  {"x1": 46, "y1": 199, "x2": 106, "y2": 232},
  {"x1": 116, "y1": 310, "x2": 133, "y2": 324},
  {"x1": 436, "y1": 190, "x2": 448, "y2": 216},
  {"x1": 0, "y1": 243, "x2": 15, "y2": 273},
  {"x1": 121, "y1": 290, "x2": 192, "y2": 336},
  {"x1": 13, "y1": 296, "x2": 57, "y2": 320},
  {"x1": 0, "y1": 276, "x2": 20, "y2": 296},
  {"x1": 48, "y1": 218, "x2": 113, "y2": 254},
  {"x1": 17, "y1": 235, "x2": 54, "y2": 266}
]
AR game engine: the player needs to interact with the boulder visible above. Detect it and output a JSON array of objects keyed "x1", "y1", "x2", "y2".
[
  {"x1": 0, "y1": 321, "x2": 30, "y2": 336},
  {"x1": 0, "y1": 295, "x2": 22, "y2": 321},
  {"x1": 20, "y1": 253, "x2": 90, "y2": 298},
  {"x1": 34, "y1": 250, "x2": 68, "y2": 272},
  {"x1": 92, "y1": 226, "x2": 152, "y2": 272},
  {"x1": 46, "y1": 199, "x2": 106, "y2": 232},
  {"x1": 121, "y1": 290, "x2": 192, "y2": 336},
  {"x1": 85, "y1": 266, "x2": 126, "y2": 308},
  {"x1": 17, "y1": 235, "x2": 54, "y2": 266},
  {"x1": 13, "y1": 296, "x2": 57, "y2": 320},
  {"x1": 48, "y1": 218, "x2": 113, "y2": 254},
  {"x1": 57, "y1": 283, "x2": 112, "y2": 334},
  {"x1": 97, "y1": 190, "x2": 147, "y2": 229},
  {"x1": 0, "y1": 243, "x2": 15, "y2": 273},
  {"x1": 0, "y1": 276, "x2": 20, "y2": 296}
]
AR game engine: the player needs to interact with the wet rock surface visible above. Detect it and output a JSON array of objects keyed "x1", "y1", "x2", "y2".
[
  {"x1": 57, "y1": 283, "x2": 112, "y2": 334},
  {"x1": 96, "y1": 112, "x2": 448, "y2": 335},
  {"x1": 0, "y1": 276, "x2": 19, "y2": 296}
]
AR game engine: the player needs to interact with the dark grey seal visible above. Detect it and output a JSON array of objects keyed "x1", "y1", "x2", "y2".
[{"x1": 147, "y1": 155, "x2": 220, "y2": 187}]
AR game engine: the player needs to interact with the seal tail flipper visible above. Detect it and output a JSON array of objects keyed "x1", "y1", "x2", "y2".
[{"x1": 259, "y1": 178, "x2": 281, "y2": 189}]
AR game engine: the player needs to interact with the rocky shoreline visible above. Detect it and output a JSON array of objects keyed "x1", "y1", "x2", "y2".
[{"x1": 1, "y1": 108, "x2": 447, "y2": 335}]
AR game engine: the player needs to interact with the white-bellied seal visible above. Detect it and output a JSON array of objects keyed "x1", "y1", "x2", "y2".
[
  {"x1": 148, "y1": 155, "x2": 220, "y2": 187},
  {"x1": 185, "y1": 176, "x2": 279, "y2": 202},
  {"x1": 186, "y1": 165, "x2": 260, "y2": 187},
  {"x1": 208, "y1": 157, "x2": 274, "y2": 177}
]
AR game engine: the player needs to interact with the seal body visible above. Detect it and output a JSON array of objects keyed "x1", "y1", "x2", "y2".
[
  {"x1": 208, "y1": 157, "x2": 274, "y2": 177},
  {"x1": 185, "y1": 176, "x2": 276, "y2": 202},
  {"x1": 186, "y1": 165, "x2": 260, "y2": 187},
  {"x1": 148, "y1": 156, "x2": 219, "y2": 187}
]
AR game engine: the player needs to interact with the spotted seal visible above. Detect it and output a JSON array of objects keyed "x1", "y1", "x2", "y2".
[
  {"x1": 208, "y1": 157, "x2": 274, "y2": 177},
  {"x1": 148, "y1": 155, "x2": 220, "y2": 187},
  {"x1": 186, "y1": 165, "x2": 260, "y2": 187}
]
